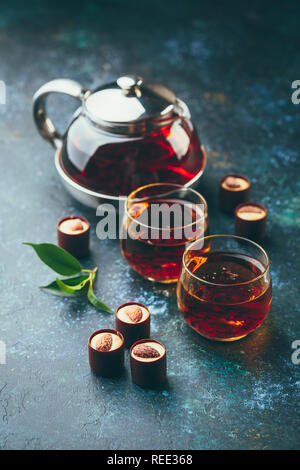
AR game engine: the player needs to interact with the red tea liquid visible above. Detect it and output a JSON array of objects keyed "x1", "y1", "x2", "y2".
[
  {"x1": 177, "y1": 251, "x2": 272, "y2": 340},
  {"x1": 60, "y1": 120, "x2": 205, "y2": 196},
  {"x1": 121, "y1": 199, "x2": 209, "y2": 283}
]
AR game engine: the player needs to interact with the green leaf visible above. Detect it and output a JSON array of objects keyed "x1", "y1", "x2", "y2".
[
  {"x1": 40, "y1": 282, "x2": 82, "y2": 297},
  {"x1": 55, "y1": 274, "x2": 90, "y2": 287},
  {"x1": 56, "y1": 276, "x2": 89, "y2": 294},
  {"x1": 41, "y1": 275, "x2": 89, "y2": 297},
  {"x1": 87, "y1": 283, "x2": 113, "y2": 313},
  {"x1": 23, "y1": 242, "x2": 82, "y2": 276}
]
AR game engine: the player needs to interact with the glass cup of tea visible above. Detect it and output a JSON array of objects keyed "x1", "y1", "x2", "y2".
[
  {"x1": 177, "y1": 235, "x2": 272, "y2": 341},
  {"x1": 120, "y1": 183, "x2": 209, "y2": 283}
]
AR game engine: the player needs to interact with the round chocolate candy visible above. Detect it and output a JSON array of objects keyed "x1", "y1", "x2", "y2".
[
  {"x1": 116, "y1": 302, "x2": 151, "y2": 348},
  {"x1": 57, "y1": 215, "x2": 90, "y2": 258},
  {"x1": 130, "y1": 339, "x2": 166, "y2": 388},
  {"x1": 219, "y1": 174, "x2": 250, "y2": 213},
  {"x1": 235, "y1": 202, "x2": 267, "y2": 240},
  {"x1": 88, "y1": 329, "x2": 125, "y2": 377}
]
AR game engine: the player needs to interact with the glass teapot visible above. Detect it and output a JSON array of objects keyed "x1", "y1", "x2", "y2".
[{"x1": 33, "y1": 75, "x2": 206, "y2": 207}]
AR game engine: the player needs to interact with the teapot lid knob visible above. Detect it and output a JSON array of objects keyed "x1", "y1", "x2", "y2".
[{"x1": 117, "y1": 75, "x2": 143, "y2": 96}]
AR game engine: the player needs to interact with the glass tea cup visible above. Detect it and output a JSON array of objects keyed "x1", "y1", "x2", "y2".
[
  {"x1": 177, "y1": 235, "x2": 272, "y2": 341},
  {"x1": 120, "y1": 183, "x2": 209, "y2": 283}
]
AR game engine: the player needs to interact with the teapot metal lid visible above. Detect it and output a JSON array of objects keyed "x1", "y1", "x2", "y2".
[{"x1": 83, "y1": 74, "x2": 184, "y2": 135}]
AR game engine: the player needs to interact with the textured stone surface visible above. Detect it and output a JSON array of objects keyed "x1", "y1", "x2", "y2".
[{"x1": 0, "y1": 0, "x2": 299, "y2": 450}]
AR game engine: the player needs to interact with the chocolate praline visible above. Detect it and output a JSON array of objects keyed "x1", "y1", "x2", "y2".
[
  {"x1": 57, "y1": 215, "x2": 90, "y2": 258},
  {"x1": 116, "y1": 302, "x2": 151, "y2": 348},
  {"x1": 235, "y1": 202, "x2": 267, "y2": 240},
  {"x1": 88, "y1": 329, "x2": 124, "y2": 377},
  {"x1": 130, "y1": 339, "x2": 166, "y2": 388},
  {"x1": 219, "y1": 174, "x2": 251, "y2": 213}
]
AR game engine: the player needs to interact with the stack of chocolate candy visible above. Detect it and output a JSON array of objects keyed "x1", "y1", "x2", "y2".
[
  {"x1": 88, "y1": 302, "x2": 167, "y2": 388},
  {"x1": 219, "y1": 174, "x2": 267, "y2": 240}
]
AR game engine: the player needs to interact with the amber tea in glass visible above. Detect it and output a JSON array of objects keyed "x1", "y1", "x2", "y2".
[
  {"x1": 121, "y1": 183, "x2": 209, "y2": 283},
  {"x1": 177, "y1": 235, "x2": 272, "y2": 341}
]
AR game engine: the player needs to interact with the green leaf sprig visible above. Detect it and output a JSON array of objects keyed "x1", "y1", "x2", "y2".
[{"x1": 23, "y1": 243, "x2": 112, "y2": 313}]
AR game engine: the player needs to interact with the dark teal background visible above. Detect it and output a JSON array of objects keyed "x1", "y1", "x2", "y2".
[{"x1": 0, "y1": 0, "x2": 299, "y2": 449}]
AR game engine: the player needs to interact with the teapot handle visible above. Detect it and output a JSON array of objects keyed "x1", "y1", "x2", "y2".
[{"x1": 33, "y1": 79, "x2": 88, "y2": 149}]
